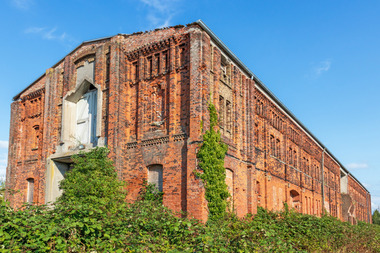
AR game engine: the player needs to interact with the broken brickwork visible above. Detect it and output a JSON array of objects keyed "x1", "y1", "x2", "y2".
[{"x1": 5, "y1": 21, "x2": 371, "y2": 223}]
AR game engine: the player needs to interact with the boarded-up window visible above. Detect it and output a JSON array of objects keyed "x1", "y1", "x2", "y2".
[
  {"x1": 27, "y1": 178, "x2": 34, "y2": 204},
  {"x1": 148, "y1": 164, "x2": 163, "y2": 192},
  {"x1": 225, "y1": 168, "x2": 234, "y2": 200},
  {"x1": 76, "y1": 89, "x2": 97, "y2": 145}
]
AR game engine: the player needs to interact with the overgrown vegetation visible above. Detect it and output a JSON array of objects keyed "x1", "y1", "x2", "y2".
[
  {"x1": 197, "y1": 103, "x2": 229, "y2": 220},
  {"x1": 57, "y1": 147, "x2": 126, "y2": 212},
  {"x1": 0, "y1": 147, "x2": 379, "y2": 252}
]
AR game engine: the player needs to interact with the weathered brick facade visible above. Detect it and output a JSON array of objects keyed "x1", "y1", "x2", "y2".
[{"x1": 5, "y1": 21, "x2": 371, "y2": 223}]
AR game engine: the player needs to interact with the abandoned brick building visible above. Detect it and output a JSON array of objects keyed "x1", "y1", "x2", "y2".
[{"x1": 6, "y1": 20, "x2": 371, "y2": 223}]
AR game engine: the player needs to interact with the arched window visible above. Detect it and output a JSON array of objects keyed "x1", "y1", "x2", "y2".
[
  {"x1": 26, "y1": 178, "x2": 34, "y2": 204},
  {"x1": 290, "y1": 190, "x2": 300, "y2": 210},
  {"x1": 148, "y1": 164, "x2": 163, "y2": 192},
  {"x1": 62, "y1": 81, "x2": 99, "y2": 148},
  {"x1": 61, "y1": 55, "x2": 102, "y2": 151}
]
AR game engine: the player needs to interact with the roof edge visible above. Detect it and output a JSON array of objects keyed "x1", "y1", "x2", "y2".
[
  {"x1": 194, "y1": 20, "x2": 369, "y2": 194},
  {"x1": 12, "y1": 36, "x2": 113, "y2": 101},
  {"x1": 11, "y1": 20, "x2": 369, "y2": 194}
]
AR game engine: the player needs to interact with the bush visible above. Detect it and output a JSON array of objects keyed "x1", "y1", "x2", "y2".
[
  {"x1": 56, "y1": 147, "x2": 127, "y2": 212},
  {"x1": 0, "y1": 147, "x2": 379, "y2": 252}
]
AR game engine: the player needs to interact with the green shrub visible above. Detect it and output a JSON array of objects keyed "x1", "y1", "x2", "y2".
[
  {"x1": 56, "y1": 147, "x2": 127, "y2": 212},
  {"x1": 0, "y1": 147, "x2": 379, "y2": 252}
]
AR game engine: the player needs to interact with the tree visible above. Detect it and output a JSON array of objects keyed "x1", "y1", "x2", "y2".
[
  {"x1": 56, "y1": 147, "x2": 126, "y2": 212},
  {"x1": 373, "y1": 209, "x2": 380, "y2": 225},
  {"x1": 197, "y1": 103, "x2": 229, "y2": 220}
]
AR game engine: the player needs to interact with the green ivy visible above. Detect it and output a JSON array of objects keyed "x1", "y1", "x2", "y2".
[{"x1": 197, "y1": 103, "x2": 229, "y2": 220}]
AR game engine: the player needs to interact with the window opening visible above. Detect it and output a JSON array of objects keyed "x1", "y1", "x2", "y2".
[
  {"x1": 27, "y1": 178, "x2": 34, "y2": 204},
  {"x1": 148, "y1": 164, "x2": 163, "y2": 192}
]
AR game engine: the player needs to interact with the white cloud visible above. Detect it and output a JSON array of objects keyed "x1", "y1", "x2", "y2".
[
  {"x1": 345, "y1": 163, "x2": 369, "y2": 170},
  {"x1": 138, "y1": 0, "x2": 179, "y2": 28},
  {"x1": 11, "y1": 0, "x2": 33, "y2": 10},
  {"x1": 140, "y1": 0, "x2": 173, "y2": 13},
  {"x1": 25, "y1": 27, "x2": 67, "y2": 41},
  {"x1": 313, "y1": 59, "x2": 331, "y2": 76},
  {"x1": 24, "y1": 26, "x2": 77, "y2": 49},
  {"x1": 0, "y1": 141, "x2": 8, "y2": 149}
]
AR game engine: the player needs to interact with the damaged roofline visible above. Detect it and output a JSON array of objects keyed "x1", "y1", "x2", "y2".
[
  {"x1": 194, "y1": 19, "x2": 369, "y2": 194},
  {"x1": 11, "y1": 20, "x2": 368, "y2": 194},
  {"x1": 12, "y1": 36, "x2": 113, "y2": 101}
]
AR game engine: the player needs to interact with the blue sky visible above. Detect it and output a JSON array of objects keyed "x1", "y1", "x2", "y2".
[{"x1": 0, "y1": 0, "x2": 379, "y2": 212}]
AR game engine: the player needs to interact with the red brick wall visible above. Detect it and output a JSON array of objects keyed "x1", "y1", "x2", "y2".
[
  {"x1": 347, "y1": 175, "x2": 371, "y2": 223},
  {"x1": 5, "y1": 23, "x2": 371, "y2": 223}
]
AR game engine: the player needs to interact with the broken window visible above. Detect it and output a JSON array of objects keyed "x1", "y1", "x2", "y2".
[{"x1": 61, "y1": 56, "x2": 101, "y2": 150}]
